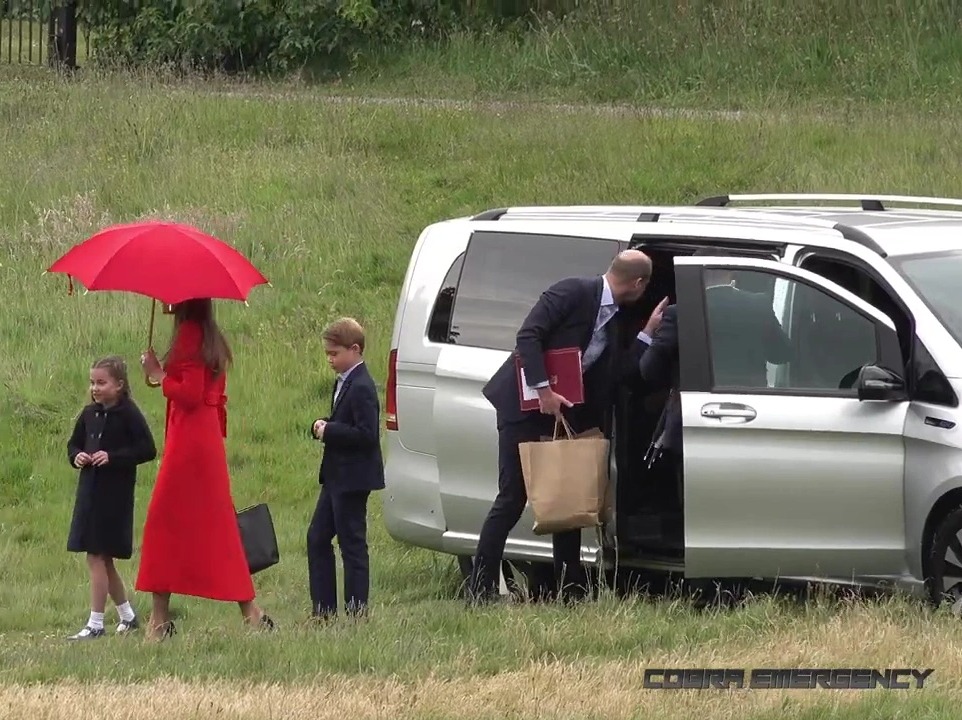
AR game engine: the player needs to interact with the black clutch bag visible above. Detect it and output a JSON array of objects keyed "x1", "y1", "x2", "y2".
[{"x1": 236, "y1": 503, "x2": 279, "y2": 574}]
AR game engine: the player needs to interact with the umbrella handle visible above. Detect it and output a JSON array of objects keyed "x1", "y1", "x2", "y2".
[{"x1": 145, "y1": 299, "x2": 161, "y2": 388}]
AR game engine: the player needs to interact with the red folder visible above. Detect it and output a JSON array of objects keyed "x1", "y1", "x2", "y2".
[{"x1": 515, "y1": 347, "x2": 585, "y2": 412}]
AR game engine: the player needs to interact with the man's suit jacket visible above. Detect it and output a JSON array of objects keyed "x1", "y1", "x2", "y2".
[
  {"x1": 482, "y1": 275, "x2": 644, "y2": 429},
  {"x1": 704, "y1": 285, "x2": 792, "y2": 387},
  {"x1": 637, "y1": 304, "x2": 682, "y2": 451},
  {"x1": 314, "y1": 362, "x2": 385, "y2": 493},
  {"x1": 637, "y1": 287, "x2": 793, "y2": 453}
]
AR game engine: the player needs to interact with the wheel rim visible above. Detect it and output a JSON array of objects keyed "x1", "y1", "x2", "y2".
[
  {"x1": 941, "y1": 530, "x2": 962, "y2": 606},
  {"x1": 951, "y1": 593, "x2": 962, "y2": 617}
]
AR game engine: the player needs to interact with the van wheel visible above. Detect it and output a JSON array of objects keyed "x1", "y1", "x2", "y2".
[
  {"x1": 925, "y1": 506, "x2": 962, "y2": 616},
  {"x1": 502, "y1": 560, "x2": 555, "y2": 602},
  {"x1": 454, "y1": 555, "x2": 554, "y2": 601},
  {"x1": 457, "y1": 554, "x2": 473, "y2": 579}
]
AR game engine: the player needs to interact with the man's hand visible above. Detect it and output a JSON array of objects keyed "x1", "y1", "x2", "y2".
[
  {"x1": 73, "y1": 452, "x2": 92, "y2": 468},
  {"x1": 312, "y1": 419, "x2": 327, "y2": 440},
  {"x1": 537, "y1": 387, "x2": 572, "y2": 418},
  {"x1": 90, "y1": 451, "x2": 109, "y2": 467},
  {"x1": 643, "y1": 296, "x2": 670, "y2": 337}
]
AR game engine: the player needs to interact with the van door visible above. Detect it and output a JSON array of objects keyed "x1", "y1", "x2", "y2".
[
  {"x1": 432, "y1": 229, "x2": 624, "y2": 562},
  {"x1": 672, "y1": 255, "x2": 909, "y2": 580}
]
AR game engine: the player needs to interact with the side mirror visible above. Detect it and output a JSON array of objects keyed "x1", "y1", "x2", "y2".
[{"x1": 856, "y1": 364, "x2": 908, "y2": 402}]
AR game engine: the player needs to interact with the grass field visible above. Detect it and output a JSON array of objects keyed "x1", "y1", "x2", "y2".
[
  {"x1": 4, "y1": 67, "x2": 962, "y2": 718},
  {"x1": 350, "y1": 1, "x2": 962, "y2": 111}
]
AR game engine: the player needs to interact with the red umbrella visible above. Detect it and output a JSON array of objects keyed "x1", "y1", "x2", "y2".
[
  {"x1": 47, "y1": 220, "x2": 270, "y2": 386},
  {"x1": 47, "y1": 220, "x2": 269, "y2": 305}
]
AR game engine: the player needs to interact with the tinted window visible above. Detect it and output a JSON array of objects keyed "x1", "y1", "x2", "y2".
[
  {"x1": 891, "y1": 250, "x2": 962, "y2": 347},
  {"x1": 703, "y1": 269, "x2": 879, "y2": 392},
  {"x1": 427, "y1": 253, "x2": 464, "y2": 343},
  {"x1": 799, "y1": 254, "x2": 912, "y2": 364},
  {"x1": 449, "y1": 232, "x2": 621, "y2": 351}
]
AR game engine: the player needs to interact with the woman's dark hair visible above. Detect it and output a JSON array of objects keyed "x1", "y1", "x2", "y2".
[{"x1": 164, "y1": 298, "x2": 233, "y2": 376}]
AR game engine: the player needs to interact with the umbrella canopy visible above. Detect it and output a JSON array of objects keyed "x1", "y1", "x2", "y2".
[{"x1": 47, "y1": 220, "x2": 269, "y2": 305}]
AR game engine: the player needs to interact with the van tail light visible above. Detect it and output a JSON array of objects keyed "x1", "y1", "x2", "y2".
[{"x1": 386, "y1": 348, "x2": 398, "y2": 431}]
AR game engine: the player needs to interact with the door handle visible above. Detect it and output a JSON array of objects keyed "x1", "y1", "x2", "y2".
[{"x1": 700, "y1": 402, "x2": 757, "y2": 422}]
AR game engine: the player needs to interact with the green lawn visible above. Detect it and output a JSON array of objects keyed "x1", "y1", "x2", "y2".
[{"x1": 2, "y1": 71, "x2": 962, "y2": 718}]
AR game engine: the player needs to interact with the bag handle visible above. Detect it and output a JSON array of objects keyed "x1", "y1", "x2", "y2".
[{"x1": 552, "y1": 414, "x2": 575, "y2": 440}]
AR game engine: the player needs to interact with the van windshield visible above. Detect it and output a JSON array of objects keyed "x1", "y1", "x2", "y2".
[{"x1": 891, "y1": 250, "x2": 962, "y2": 345}]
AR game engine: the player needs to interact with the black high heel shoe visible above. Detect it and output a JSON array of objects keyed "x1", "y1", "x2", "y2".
[
  {"x1": 260, "y1": 614, "x2": 276, "y2": 631},
  {"x1": 147, "y1": 620, "x2": 176, "y2": 641}
]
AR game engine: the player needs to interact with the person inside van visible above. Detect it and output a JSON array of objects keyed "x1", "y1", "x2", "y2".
[
  {"x1": 638, "y1": 247, "x2": 793, "y2": 507},
  {"x1": 468, "y1": 249, "x2": 667, "y2": 605}
]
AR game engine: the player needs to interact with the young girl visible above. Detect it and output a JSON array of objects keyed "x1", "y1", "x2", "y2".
[{"x1": 66, "y1": 356, "x2": 157, "y2": 640}]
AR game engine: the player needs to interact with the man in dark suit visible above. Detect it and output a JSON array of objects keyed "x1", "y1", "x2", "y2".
[
  {"x1": 468, "y1": 249, "x2": 668, "y2": 604},
  {"x1": 307, "y1": 318, "x2": 385, "y2": 620},
  {"x1": 637, "y1": 248, "x2": 792, "y2": 499},
  {"x1": 700, "y1": 265, "x2": 793, "y2": 387}
]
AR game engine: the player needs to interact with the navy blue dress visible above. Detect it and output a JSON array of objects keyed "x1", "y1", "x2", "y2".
[{"x1": 66, "y1": 397, "x2": 157, "y2": 559}]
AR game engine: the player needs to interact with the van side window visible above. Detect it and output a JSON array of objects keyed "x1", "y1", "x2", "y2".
[
  {"x1": 913, "y1": 337, "x2": 958, "y2": 407},
  {"x1": 427, "y1": 253, "x2": 464, "y2": 343},
  {"x1": 703, "y1": 268, "x2": 879, "y2": 393},
  {"x1": 448, "y1": 231, "x2": 622, "y2": 352},
  {"x1": 798, "y1": 254, "x2": 912, "y2": 367}
]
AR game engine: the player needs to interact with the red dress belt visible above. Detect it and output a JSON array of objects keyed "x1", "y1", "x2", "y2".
[{"x1": 204, "y1": 392, "x2": 228, "y2": 438}]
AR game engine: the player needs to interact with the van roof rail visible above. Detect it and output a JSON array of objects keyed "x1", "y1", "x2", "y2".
[
  {"x1": 696, "y1": 193, "x2": 962, "y2": 212},
  {"x1": 471, "y1": 207, "x2": 509, "y2": 221},
  {"x1": 467, "y1": 205, "x2": 886, "y2": 256},
  {"x1": 471, "y1": 206, "x2": 650, "y2": 221}
]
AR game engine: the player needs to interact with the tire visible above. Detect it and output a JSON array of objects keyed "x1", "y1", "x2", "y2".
[
  {"x1": 924, "y1": 505, "x2": 962, "y2": 615},
  {"x1": 502, "y1": 559, "x2": 555, "y2": 602},
  {"x1": 457, "y1": 554, "x2": 473, "y2": 579},
  {"x1": 454, "y1": 554, "x2": 474, "y2": 600},
  {"x1": 456, "y1": 554, "x2": 556, "y2": 602}
]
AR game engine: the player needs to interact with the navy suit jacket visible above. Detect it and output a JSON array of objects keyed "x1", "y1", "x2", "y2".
[
  {"x1": 637, "y1": 304, "x2": 682, "y2": 451},
  {"x1": 482, "y1": 275, "x2": 647, "y2": 428},
  {"x1": 703, "y1": 285, "x2": 792, "y2": 386},
  {"x1": 638, "y1": 289, "x2": 793, "y2": 453},
  {"x1": 312, "y1": 362, "x2": 385, "y2": 493}
]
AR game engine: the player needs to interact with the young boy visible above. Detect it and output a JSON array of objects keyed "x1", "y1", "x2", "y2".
[{"x1": 307, "y1": 317, "x2": 385, "y2": 620}]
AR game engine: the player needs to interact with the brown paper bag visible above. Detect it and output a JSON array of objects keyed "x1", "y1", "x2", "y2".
[{"x1": 519, "y1": 416, "x2": 610, "y2": 535}]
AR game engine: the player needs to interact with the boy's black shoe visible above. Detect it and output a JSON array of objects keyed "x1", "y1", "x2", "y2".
[
  {"x1": 310, "y1": 609, "x2": 337, "y2": 626},
  {"x1": 67, "y1": 625, "x2": 105, "y2": 641}
]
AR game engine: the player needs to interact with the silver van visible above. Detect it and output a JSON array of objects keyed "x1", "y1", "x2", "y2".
[{"x1": 382, "y1": 194, "x2": 962, "y2": 609}]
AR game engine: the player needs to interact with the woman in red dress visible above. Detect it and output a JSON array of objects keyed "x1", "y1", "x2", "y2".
[{"x1": 136, "y1": 298, "x2": 274, "y2": 640}]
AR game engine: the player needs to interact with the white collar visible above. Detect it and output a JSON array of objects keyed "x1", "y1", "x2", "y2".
[
  {"x1": 337, "y1": 360, "x2": 364, "y2": 382},
  {"x1": 600, "y1": 275, "x2": 615, "y2": 307}
]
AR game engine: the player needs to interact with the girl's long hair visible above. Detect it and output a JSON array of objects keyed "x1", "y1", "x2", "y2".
[{"x1": 163, "y1": 299, "x2": 233, "y2": 376}]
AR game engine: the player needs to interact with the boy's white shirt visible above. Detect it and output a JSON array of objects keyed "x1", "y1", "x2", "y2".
[
  {"x1": 333, "y1": 360, "x2": 364, "y2": 407},
  {"x1": 316, "y1": 360, "x2": 366, "y2": 441}
]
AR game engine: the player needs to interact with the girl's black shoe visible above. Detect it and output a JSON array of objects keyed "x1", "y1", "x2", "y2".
[{"x1": 67, "y1": 625, "x2": 105, "y2": 641}]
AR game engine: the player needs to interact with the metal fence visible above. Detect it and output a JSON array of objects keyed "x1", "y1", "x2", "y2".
[{"x1": 0, "y1": 0, "x2": 89, "y2": 68}]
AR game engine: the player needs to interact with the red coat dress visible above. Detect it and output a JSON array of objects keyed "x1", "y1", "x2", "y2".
[{"x1": 135, "y1": 319, "x2": 255, "y2": 602}]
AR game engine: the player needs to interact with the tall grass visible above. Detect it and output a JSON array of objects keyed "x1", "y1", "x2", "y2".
[{"x1": 349, "y1": 0, "x2": 962, "y2": 108}]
